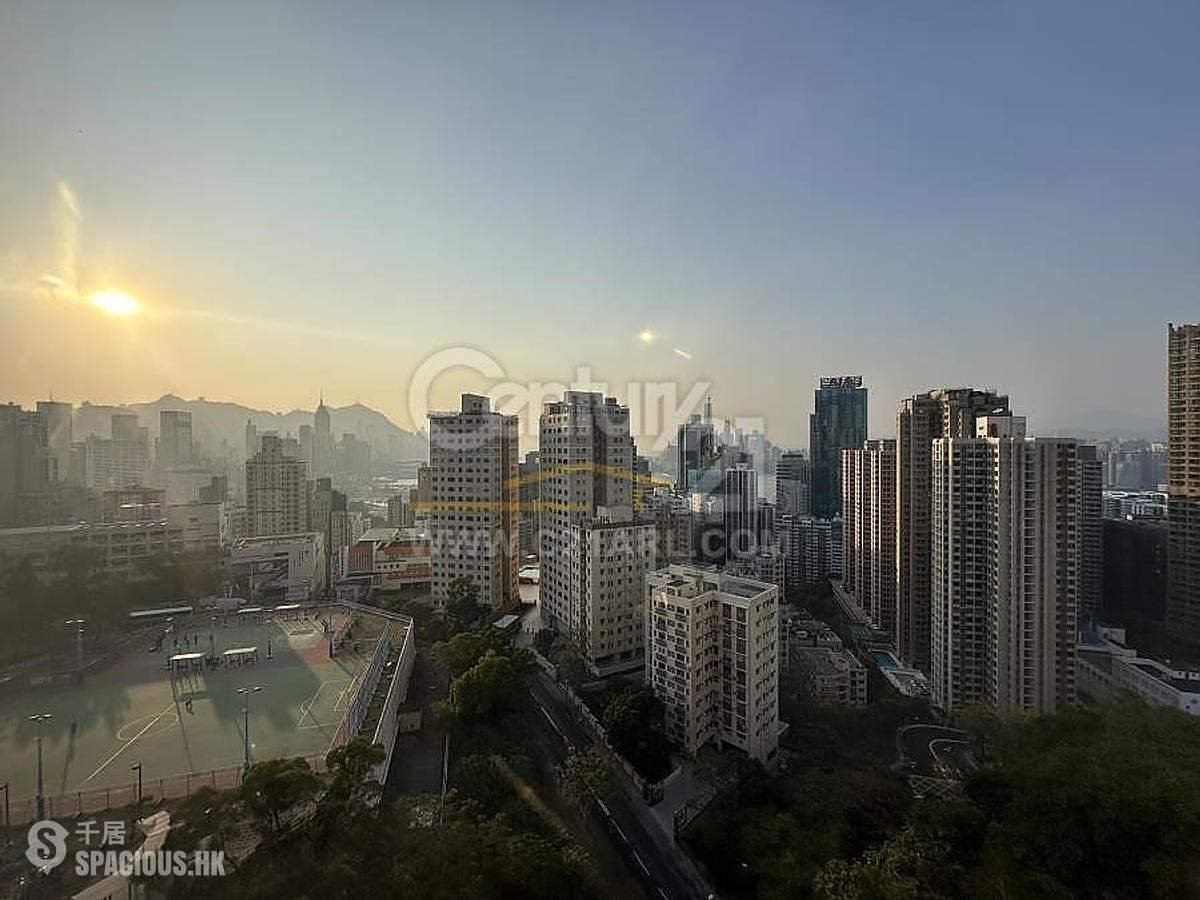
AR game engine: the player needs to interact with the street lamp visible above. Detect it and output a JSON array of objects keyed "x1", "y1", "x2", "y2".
[
  {"x1": 130, "y1": 762, "x2": 143, "y2": 806},
  {"x1": 29, "y1": 714, "x2": 53, "y2": 819},
  {"x1": 237, "y1": 687, "x2": 263, "y2": 771}
]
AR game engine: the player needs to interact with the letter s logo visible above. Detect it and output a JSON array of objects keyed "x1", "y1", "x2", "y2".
[{"x1": 25, "y1": 820, "x2": 68, "y2": 871}]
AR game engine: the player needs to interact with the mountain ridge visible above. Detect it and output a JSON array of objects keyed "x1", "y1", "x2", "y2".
[{"x1": 73, "y1": 394, "x2": 428, "y2": 462}]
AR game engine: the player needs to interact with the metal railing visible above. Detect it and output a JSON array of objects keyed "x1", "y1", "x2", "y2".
[{"x1": 4, "y1": 755, "x2": 330, "y2": 828}]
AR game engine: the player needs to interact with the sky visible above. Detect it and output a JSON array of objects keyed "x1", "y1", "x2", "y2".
[{"x1": 1, "y1": 1, "x2": 1197, "y2": 448}]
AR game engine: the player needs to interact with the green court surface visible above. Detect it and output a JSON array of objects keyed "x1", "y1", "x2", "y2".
[{"x1": 0, "y1": 611, "x2": 376, "y2": 808}]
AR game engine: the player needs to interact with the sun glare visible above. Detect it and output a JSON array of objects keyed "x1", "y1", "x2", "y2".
[
  {"x1": 89, "y1": 290, "x2": 142, "y2": 318},
  {"x1": 639, "y1": 329, "x2": 655, "y2": 343}
]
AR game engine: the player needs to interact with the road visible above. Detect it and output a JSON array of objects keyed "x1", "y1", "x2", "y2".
[
  {"x1": 895, "y1": 723, "x2": 972, "y2": 778},
  {"x1": 525, "y1": 673, "x2": 704, "y2": 900}
]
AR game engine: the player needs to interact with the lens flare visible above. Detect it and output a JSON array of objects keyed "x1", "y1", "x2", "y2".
[{"x1": 89, "y1": 290, "x2": 142, "y2": 318}]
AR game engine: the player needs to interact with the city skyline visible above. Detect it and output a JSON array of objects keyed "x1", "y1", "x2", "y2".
[{"x1": 2, "y1": 3, "x2": 1197, "y2": 445}]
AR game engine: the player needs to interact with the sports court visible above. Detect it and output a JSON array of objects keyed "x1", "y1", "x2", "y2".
[{"x1": 0, "y1": 606, "x2": 387, "y2": 813}]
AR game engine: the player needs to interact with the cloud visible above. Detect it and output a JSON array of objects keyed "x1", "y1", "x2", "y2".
[{"x1": 673, "y1": 347, "x2": 692, "y2": 359}]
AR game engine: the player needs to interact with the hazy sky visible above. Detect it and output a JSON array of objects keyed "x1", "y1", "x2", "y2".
[{"x1": 2, "y1": 1, "x2": 1197, "y2": 448}]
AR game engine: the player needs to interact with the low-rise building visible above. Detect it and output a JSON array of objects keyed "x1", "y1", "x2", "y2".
[
  {"x1": 229, "y1": 532, "x2": 327, "y2": 602},
  {"x1": 1076, "y1": 625, "x2": 1200, "y2": 716},
  {"x1": 792, "y1": 646, "x2": 867, "y2": 706},
  {"x1": 166, "y1": 501, "x2": 225, "y2": 551},
  {"x1": 345, "y1": 527, "x2": 432, "y2": 592},
  {"x1": 0, "y1": 520, "x2": 193, "y2": 581},
  {"x1": 779, "y1": 609, "x2": 843, "y2": 668},
  {"x1": 102, "y1": 487, "x2": 165, "y2": 523}
]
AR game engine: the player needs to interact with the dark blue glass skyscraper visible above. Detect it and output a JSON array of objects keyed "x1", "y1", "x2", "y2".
[{"x1": 809, "y1": 375, "x2": 867, "y2": 519}]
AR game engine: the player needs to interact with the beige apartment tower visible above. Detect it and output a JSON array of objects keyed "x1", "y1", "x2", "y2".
[
  {"x1": 896, "y1": 388, "x2": 1010, "y2": 672},
  {"x1": 245, "y1": 434, "x2": 309, "y2": 537},
  {"x1": 540, "y1": 392, "x2": 646, "y2": 674},
  {"x1": 930, "y1": 416, "x2": 1079, "y2": 715},
  {"x1": 842, "y1": 439, "x2": 897, "y2": 632},
  {"x1": 428, "y1": 394, "x2": 520, "y2": 611},
  {"x1": 645, "y1": 566, "x2": 780, "y2": 765}
]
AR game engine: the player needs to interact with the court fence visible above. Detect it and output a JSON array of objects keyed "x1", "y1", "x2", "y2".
[
  {"x1": 3, "y1": 755, "x2": 330, "y2": 829},
  {"x1": 325, "y1": 621, "x2": 398, "y2": 754},
  {"x1": 2, "y1": 600, "x2": 417, "y2": 830}
]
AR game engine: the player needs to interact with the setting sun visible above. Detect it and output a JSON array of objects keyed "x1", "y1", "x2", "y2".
[{"x1": 88, "y1": 289, "x2": 142, "y2": 318}]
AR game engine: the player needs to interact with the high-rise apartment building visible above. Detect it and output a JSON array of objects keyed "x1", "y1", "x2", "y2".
[
  {"x1": 776, "y1": 450, "x2": 810, "y2": 518},
  {"x1": 896, "y1": 388, "x2": 1009, "y2": 672},
  {"x1": 387, "y1": 492, "x2": 414, "y2": 527},
  {"x1": 84, "y1": 413, "x2": 151, "y2": 491},
  {"x1": 245, "y1": 434, "x2": 309, "y2": 537},
  {"x1": 428, "y1": 394, "x2": 519, "y2": 611},
  {"x1": 809, "y1": 376, "x2": 867, "y2": 519},
  {"x1": 0, "y1": 404, "x2": 53, "y2": 526},
  {"x1": 1079, "y1": 444, "x2": 1104, "y2": 619},
  {"x1": 158, "y1": 410, "x2": 194, "y2": 469},
  {"x1": 645, "y1": 566, "x2": 780, "y2": 764},
  {"x1": 540, "y1": 392, "x2": 650, "y2": 674},
  {"x1": 518, "y1": 451, "x2": 541, "y2": 558},
  {"x1": 1167, "y1": 323, "x2": 1200, "y2": 641},
  {"x1": 111, "y1": 412, "x2": 140, "y2": 442},
  {"x1": 842, "y1": 439, "x2": 897, "y2": 633},
  {"x1": 298, "y1": 424, "x2": 314, "y2": 470},
  {"x1": 36, "y1": 401, "x2": 72, "y2": 483},
  {"x1": 723, "y1": 464, "x2": 757, "y2": 562},
  {"x1": 244, "y1": 420, "x2": 259, "y2": 460},
  {"x1": 778, "y1": 514, "x2": 843, "y2": 589},
  {"x1": 570, "y1": 516, "x2": 657, "y2": 675},
  {"x1": 930, "y1": 415, "x2": 1079, "y2": 715},
  {"x1": 540, "y1": 391, "x2": 634, "y2": 629}
]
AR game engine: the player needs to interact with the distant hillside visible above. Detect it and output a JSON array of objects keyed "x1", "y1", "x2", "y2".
[{"x1": 74, "y1": 395, "x2": 428, "y2": 462}]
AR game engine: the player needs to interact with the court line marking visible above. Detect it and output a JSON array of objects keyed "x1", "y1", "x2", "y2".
[
  {"x1": 297, "y1": 678, "x2": 352, "y2": 729},
  {"x1": 296, "y1": 683, "x2": 329, "y2": 728},
  {"x1": 115, "y1": 710, "x2": 180, "y2": 742},
  {"x1": 79, "y1": 700, "x2": 178, "y2": 787}
]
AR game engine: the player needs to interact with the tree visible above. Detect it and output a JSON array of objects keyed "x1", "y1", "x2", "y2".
[
  {"x1": 165, "y1": 785, "x2": 244, "y2": 867},
  {"x1": 602, "y1": 684, "x2": 674, "y2": 781},
  {"x1": 445, "y1": 575, "x2": 484, "y2": 633},
  {"x1": 433, "y1": 629, "x2": 510, "y2": 678},
  {"x1": 325, "y1": 737, "x2": 386, "y2": 804},
  {"x1": 241, "y1": 757, "x2": 320, "y2": 837},
  {"x1": 561, "y1": 748, "x2": 615, "y2": 811},
  {"x1": 533, "y1": 628, "x2": 556, "y2": 654},
  {"x1": 445, "y1": 652, "x2": 528, "y2": 723}
]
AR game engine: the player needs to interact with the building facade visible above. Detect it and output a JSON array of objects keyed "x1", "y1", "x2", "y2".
[
  {"x1": 776, "y1": 450, "x2": 810, "y2": 519},
  {"x1": 428, "y1": 394, "x2": 519, "y2": 611},
  {"x1": 809, "y1": 376, "x2": 867, "y2": 519},
  {"x1": 158, "y1": 410, "x2": 194, "y2": 469},
  {"x1": 229, "y1": 532, "x2": 327, "y2": 602},
  {"x1": 930, "y1": 416, "x2": 1080, "y2": 715},
  {"x1": 1167, "y1": 323, "x2": 1200, "y2": 641},
  {"x1": 778, "y1": 514, "x2": 842, "y2": 589},
  {"x1": 539, "y1": 391, "x2": 634, "y2": 631},
  {"x1": 842, "y1": 439, "x2": 897, "y2": 633},
  {"x1": 645, "y1": 566, "x2": 780, "y2": 764},
  {"x1": 896, "y1": 388, "x2": 1010, "y2": 672},
  {"x1": 245, "y1": 435, "x2": 309, "y2": 538},
  {"x1": 570, "y1": 518, "x2": 657, "y2": 675}
]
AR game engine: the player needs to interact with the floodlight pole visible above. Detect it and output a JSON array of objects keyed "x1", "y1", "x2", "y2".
[
  {"x1": 29, "y1": 714, "x2": 52, "y2": 820},
  {"x1": 238, "y1": 687, "x2": 263, "y2": 772}
]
